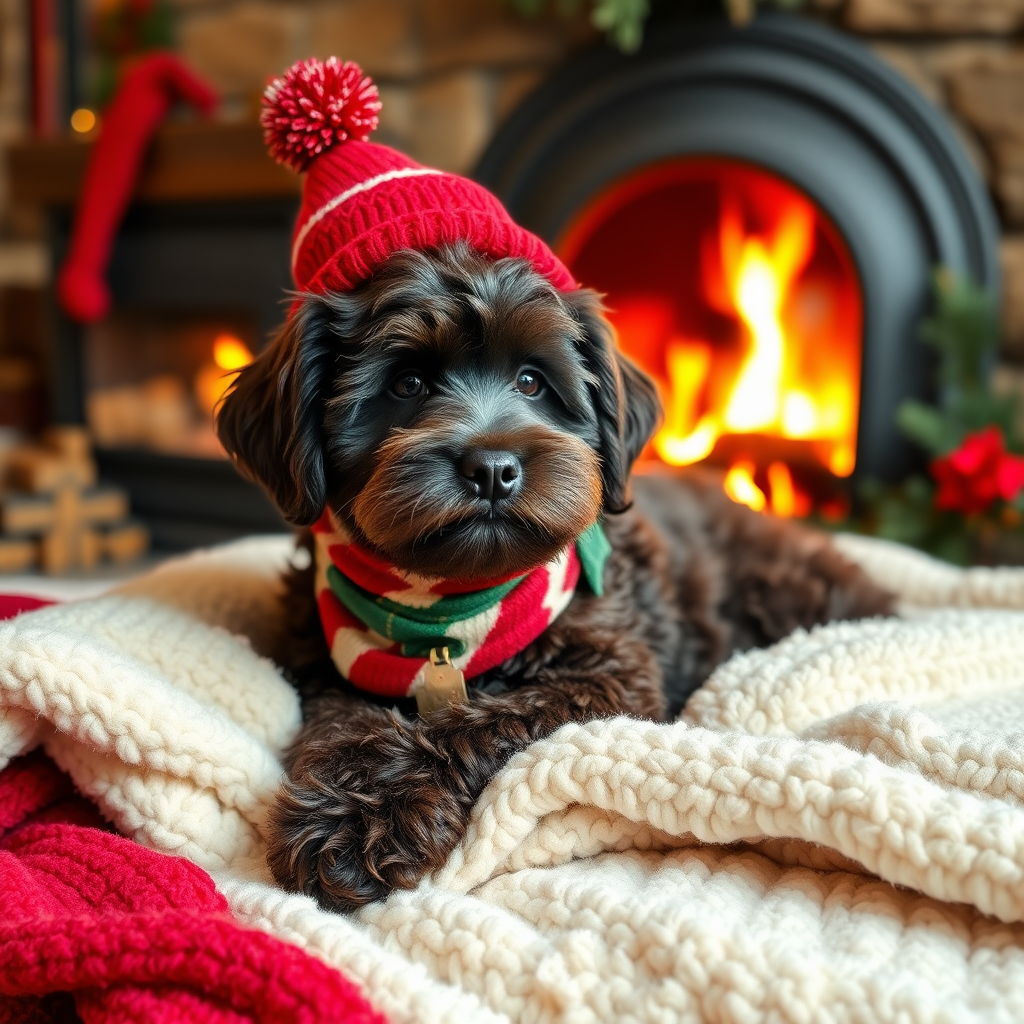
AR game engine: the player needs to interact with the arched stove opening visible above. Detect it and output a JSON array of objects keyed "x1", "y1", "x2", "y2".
[{"x1": 559, "y1": 157, "x2": 862, "y2": 517}]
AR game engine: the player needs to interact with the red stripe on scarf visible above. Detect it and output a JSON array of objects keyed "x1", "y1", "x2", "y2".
[
  {"x1": 317, "y1": 586, "x2": 361, "y2": 636},
  {"x1": 348, "y1": 648, "x2": 425, "y2": 699},
  {"x1": 314, "y1": 511, "x2": 527, "y2": 597},
  {"x1": 427, "y1": 566, "x2": 531, "y2": 595},
  {"x1": 325, "y1": 540, "x2": 413, "y2": 595},
  {"x1": 463, "y1": 548, "x2": 581, "y2": 678},
  {"x1": 319, "y1": 587, "x2": 426, "y2": 698}
]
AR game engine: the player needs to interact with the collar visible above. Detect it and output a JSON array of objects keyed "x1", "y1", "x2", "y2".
[{"x1": 311, "y1": 512, "x2": 610, "y2": 699}]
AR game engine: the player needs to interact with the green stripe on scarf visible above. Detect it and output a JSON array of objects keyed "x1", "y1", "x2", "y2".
[
  {"x1": 325, "y1": 565, "x2": 523, "y2": 657},
  {"x1": 576, "y1": 520, "x2": 611, "y2": 596},
  {"x1": 326, "y1": 522, "x2": 610, "y2": 659}
]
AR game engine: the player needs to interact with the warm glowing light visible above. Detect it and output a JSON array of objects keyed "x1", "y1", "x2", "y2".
[
  {"x1": 781, "y1": 391, "x2": 817, "y2": 437},
  {"x1": 768, "y1": 461, "x2": 796, "y2": 517},
  {"x1": 70, "y1": 108, "x2": 97, "y2": 133},
  {"x1": 561, "y1": 159, "x2": 862, "y2": 518},
  {"x1": 829, "y1": 443, "x2": 856, "y2": 478},
  {"x1": 662, "y1": 343, "x2": 710, "y2": 436},
  {"x1": 722, "y1": 200, "x2": 814, "y2": 433},
  {"x1": 766, "y1": 461, "x2": 812, "y2": 518},
  {"x1": 639, "y1": 179, "x2": 860, "y2": 507},
  {"x1": 196, "y1": 335, "x2": 255, "y2": 416},
  {"x1": 213, "y1": 335, "x2": 254, "y2": 371},
  {"x1": 724, "y1": 462, "x2": 766, "y2": 512},
  {"x1": 655, "y1": 415, "x2": 717, "y2": 465}
]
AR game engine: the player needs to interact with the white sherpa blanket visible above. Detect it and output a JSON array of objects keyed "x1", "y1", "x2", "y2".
[{"x1": 4, "y1": 534, "x2": 1024, "y2": 1023}]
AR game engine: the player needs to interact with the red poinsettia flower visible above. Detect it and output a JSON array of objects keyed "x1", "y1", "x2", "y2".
[{"x1": 931, "y1": 425, "x2": 1024, "y2": 515}]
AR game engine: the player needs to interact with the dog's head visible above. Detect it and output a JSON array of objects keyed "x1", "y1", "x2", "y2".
[{"x1": 216, "y1": 242, "x2": 660, "y2": 580}]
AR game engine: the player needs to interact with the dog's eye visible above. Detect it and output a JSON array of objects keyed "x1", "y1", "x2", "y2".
[
  {"x1": 391, "y1": 373, "x2": 425, "y2": 399},
  {"x1": 515, "y1": 370, "x2": 543, "y2": 397}
]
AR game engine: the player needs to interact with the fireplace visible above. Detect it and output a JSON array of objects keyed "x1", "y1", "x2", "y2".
[
  {"x1": 10, "y1": 124, "x2": 299, "y2": 550},
  {"x1": 58, "y1": 196, "x2": 295, "y2": 549},
  {"x1": 84, "y1": 310, "x2": 257, "y2": 458},
  {"x1": 476, "y1": 14, "x2": 1001, "y2": 513}
]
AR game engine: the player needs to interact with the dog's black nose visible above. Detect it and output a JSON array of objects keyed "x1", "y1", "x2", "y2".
[{"x1": 461, "y1": 451, "x2": 521, "y2": 501}]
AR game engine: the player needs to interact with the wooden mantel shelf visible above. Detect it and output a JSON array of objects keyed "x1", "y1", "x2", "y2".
[{"x1": 7, "y1": 120, "x2": 300, "y2": 208}]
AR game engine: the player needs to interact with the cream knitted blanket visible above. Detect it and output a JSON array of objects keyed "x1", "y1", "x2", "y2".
[{"x1": 3, "y1": 534, "x2": 1024, "y2": 1023}]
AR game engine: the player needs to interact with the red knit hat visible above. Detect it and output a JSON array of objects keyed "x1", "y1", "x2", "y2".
[{"x1": 261, "y1": 57, "x2": 576, "y2": 296}]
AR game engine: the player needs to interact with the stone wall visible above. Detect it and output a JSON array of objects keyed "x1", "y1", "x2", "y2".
[{"x1": 172, "y1": 0, "x2": 595, "y2": 176}]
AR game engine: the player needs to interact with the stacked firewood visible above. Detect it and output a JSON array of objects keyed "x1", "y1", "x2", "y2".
[{"x1": 0, "y1": 427, "x2": 148, "y2": 574}]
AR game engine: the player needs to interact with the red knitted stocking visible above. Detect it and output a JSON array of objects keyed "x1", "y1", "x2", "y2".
[{"x1": 56, "y1": 53, "x2": 218, "y2": 324}]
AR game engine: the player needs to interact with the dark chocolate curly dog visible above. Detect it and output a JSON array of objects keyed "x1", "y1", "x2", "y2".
[{"x1": 216, "y1": 241, "x2": 893, "y2": 913}]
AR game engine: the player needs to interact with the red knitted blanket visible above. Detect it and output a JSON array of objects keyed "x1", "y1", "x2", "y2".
[
  {"x1": 0, "y1": 749, "x2": 386, "y2": 1024},
  {"x1": 0, "y1": 595, "x2": 386, "y2": 1024}
]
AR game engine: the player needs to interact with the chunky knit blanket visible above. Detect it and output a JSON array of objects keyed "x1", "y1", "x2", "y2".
[{"x1": 3, "y1": 533, "x2": 1024, "y2": 1023}]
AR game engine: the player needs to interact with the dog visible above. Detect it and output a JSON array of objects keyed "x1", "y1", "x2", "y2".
[{"x1": 216, "y1": 240, "x2": 894, "y2": 913}]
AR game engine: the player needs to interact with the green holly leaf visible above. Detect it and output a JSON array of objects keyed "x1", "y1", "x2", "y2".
[
  {"x1": 952, "y1": 390, "x2": 1017, "y2": 440},
  {"x1": 920, "y1": 270, "x2": 1000, "y2": 395},
  {"x1": 896, "y1": 401, "x2": 952, "y2": 456}
]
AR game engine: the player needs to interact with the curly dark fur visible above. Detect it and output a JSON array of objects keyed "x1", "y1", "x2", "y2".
[{"x1": 218, "y1": 242, "x2": 895, "y2": 914}]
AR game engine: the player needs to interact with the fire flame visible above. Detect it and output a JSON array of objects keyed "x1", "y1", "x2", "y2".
[
  {"x1": 722, "y1": 460, "x2": 812, "y2": 518},
  {"x1": 723, "y1": 461, "x2": 765, "y2": 512},
  {"x1": 195, "y1": 334, "x2": 255, "y2": 416},
  {"x1": 213, "y1": 335, "x2": 255, "y2": 372},
  {"x1": 644, "y1": 189, "x2": 859, "y2": 514}
]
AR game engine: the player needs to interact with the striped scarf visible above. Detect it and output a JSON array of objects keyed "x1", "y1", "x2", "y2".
[{"x1": 311, "y1": 511, "x2": 610, "y2": 700}]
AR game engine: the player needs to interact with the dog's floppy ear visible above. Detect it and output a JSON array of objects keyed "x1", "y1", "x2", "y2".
[
  {"x1": 216, "y1": 297, "x2": 336, "y2": 526},
  {"x1": 567, "y1": 289, "x2": 662, "y2": 513}
]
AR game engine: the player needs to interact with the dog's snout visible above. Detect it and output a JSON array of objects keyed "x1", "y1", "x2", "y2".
[{"x1": 460, "y1": 451, "x2": 521, "y2": 502}]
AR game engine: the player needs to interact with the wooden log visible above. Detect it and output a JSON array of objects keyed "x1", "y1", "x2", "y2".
[
  {"x1": 0, "y1": 494, "x2": 54, "y2": 535},
  {"x1": 44, "y1": 425, "x2": 91, "y2": 462},
  {"x1": 40, "y1": 530, "x2": 71, "y2": 574},
  {"x1": 79, "y1": 528, "x2": 101, "y2": 571},
  {"x1": 101, "y1": 523, "x2": 149, "y2": 563},
  {"x1": 0, "y1": 425, "x2": 146, "y2": 570},
  {"x1": 40, "y1": 485, "x2": 81, "y2": 574},
  {"x1": 0, "y1": 537, "x2": 37, "y2": 573},
  {"x1": 1, "y1": 487, "x2": 129, "y2": 535},
  {"x1": 6, "y1": 447, "x2": 96, "y2": 493},
  {"x1": 81, "y1": 488, "x2": 129, "y2": 525}
]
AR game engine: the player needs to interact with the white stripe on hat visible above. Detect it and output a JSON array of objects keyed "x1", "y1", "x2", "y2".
[{"x1": 291, "y1": 166, "x2": 445, "y2": 274}]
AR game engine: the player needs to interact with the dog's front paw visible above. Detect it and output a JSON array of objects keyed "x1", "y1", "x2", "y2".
[{"x1": 267, "y1": 712, "x2": 472, "y2": 913}]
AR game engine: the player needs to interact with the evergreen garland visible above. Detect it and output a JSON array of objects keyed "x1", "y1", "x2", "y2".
[{"x1": 505, "y1": 0, "x2": 807, "y2": 52}]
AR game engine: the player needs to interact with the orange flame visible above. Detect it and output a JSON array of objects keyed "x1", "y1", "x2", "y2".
[
  {"x1": 213, "y1": 335, "x2": 255, "y2": 372},
  {"x1": 723, "y1": 462, "x2": 766, "y2": 512},
  {"x1": 195, "y1": 334, "x2": 255, "y2": 416},
  {"x1": 721, "y1": 459, "x2": 814, "y2": 517},
  {"x1": 651, "y1": 191, "x2": 859, "y2": 496},
  {"x1": 767, "y1": 461, "x2": 811, "y2": 518}
]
